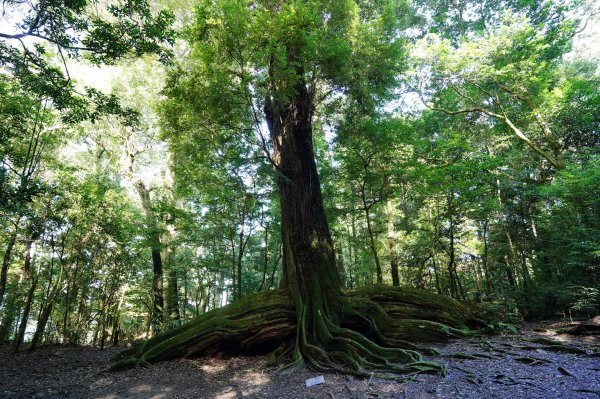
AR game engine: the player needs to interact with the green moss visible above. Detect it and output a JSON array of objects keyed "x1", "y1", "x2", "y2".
[{"x1": 109, "y1": 286, "x2": 491, "y2": 377}]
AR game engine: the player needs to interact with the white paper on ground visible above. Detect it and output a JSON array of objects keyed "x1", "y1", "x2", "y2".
[{"x1": 305, "y1": 375, "x2": 325, "y2": 387}]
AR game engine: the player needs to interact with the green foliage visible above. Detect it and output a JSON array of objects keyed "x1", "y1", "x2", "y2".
[{"x1": 0, "y1": 0, "x2": 174, "y2": 123}]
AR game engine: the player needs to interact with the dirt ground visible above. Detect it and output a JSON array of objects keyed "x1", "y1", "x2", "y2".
[{"x1": 1, "y1": 321, "x2": 599, "y2": 399}]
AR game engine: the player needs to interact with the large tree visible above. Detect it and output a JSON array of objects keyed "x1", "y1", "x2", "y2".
[{"x1": 109, "y1": 0, "x2": 486, "y2": 377}]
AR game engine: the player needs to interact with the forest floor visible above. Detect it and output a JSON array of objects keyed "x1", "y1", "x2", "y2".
[{"x1": 1, "y1": 320, "x2": 599, "y2": 399}]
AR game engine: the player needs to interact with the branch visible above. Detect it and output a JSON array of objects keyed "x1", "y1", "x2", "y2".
[{"x1": 417, "y1": 89, "x2": 565, "y2": 169}]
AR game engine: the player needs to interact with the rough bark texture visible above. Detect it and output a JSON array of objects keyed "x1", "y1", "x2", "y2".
[{"x1": 264, "y1": 56, "x2": 365, "y2": 372}]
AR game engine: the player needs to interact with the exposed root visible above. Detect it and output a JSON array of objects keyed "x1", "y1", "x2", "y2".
[
  {"x1": 348, "y1": 285, "x2": 481, "y2": 330},
  {"x1": 558, "y1": 366, "x2": 576, "y2": 377},
  {"x1": 108, "y1": 290, "x2": 295, "y2": 371},
  {"x1": 108, "y1": 286, "x2": 488, "y2": 377},
  {"x1": 290, "y1": 300, "x2": 444, "y2": 379},
  {"x1": 443, "y1": 352, "x2": 496, "y2": 360},
  {"x1": 519, "y1": 337, "x2": 588, "y2": 354},
  {"x1": 514, "y1": 356, "x2": 552, "y2": 366}
]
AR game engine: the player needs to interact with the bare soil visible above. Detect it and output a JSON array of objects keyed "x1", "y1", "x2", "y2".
[{"x1": 1, "y1": 321, "x2": 599, "y2": 399}]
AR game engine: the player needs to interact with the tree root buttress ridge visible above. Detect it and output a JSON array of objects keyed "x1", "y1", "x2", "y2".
[{"x1": 108, "y1": 286, "x2": 485, "y2": 377}]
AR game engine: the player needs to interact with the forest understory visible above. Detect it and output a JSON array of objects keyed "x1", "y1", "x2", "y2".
[{"x1": 1, "y1": 320, "x2": 598, "y2": 399}]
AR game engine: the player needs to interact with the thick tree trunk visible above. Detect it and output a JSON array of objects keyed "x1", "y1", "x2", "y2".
[
  {"x1": 261, "y1": 59, "x2": 444, "y2": 375},
  {"x1": 264, "y1": 59, "x2": 341, "y2": 313}
]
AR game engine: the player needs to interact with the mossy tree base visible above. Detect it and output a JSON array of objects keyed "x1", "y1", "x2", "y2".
[{"x1": 109, "y1": 286, "x2": 486, "y2": 377}]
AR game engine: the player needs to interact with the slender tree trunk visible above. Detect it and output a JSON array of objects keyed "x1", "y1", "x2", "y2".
[
  {"x1": 447, "y1": 217, "x2": 459, "y2": 298},
  {"x1": 195, "y1": 268, "x2": 205, "y2": 315},
  {"x1": 493, "y1": 177, "x2": 520, "y2": 290},
  {"x1": 183, "y1": 270, "x2": 188, "y2": 321},
  {"x1": 362, "y1": 200, "x2": 383, "y2": 284},
  {"x1": 31, "y1": 236, "x2": 64, "y2": 350},
  {"x1": 73, "y1": 267, "x2": 90, "y2": 344},
  {"x1": 167, "y1": 270, "x2": 180, "y2": 323},
  {"x1": 31, "y1": 302, "x2": 53, "y2": 350},
  {"x1": 386, "y1": 200, "x2": 400, "y2": 287},
  {"x1": 431, "y1": 252, "x2": 442, "y2": 295},
  {"x1": 267, "y1": 246, "x2": 281, "y2": 290},
  {"x1": 14, "y1": 231, "x2": 40, "y2": 351},
  {"x1": 348, "y1": 217, "x2": 357, "y2": 289},
  {"x1": 229, "y1": 233, "x2": 236, "y2": 300},
  {"x1": 14, "y1": 276, "x2": 37, "y2": 352},
  {"x1": 504, "y1": 255, "x2": 517, "y2": 289},
  {"x1": 258, "y1": 223, "x2": 269, "y2": 292},
  {"x1": 520, "y1": 251, "x2": 531, "y2": 291},
  {"x1": 134, "y1": 181, "x2": 164, "y2": 334},
  {"x1": 335, "y1": 245, "x2": 346, "y2": 288},
  {"x1": 479, "y1": 220, "x2": 494, "y2": 295},
  {"x1": 0, "y1": 223, "x2": 19, "y2": 307},
  {"x1": 111, "y1": 285, "x2": 126, "y2": 346},
  {"x1": 62, "y1": 255, "x2": 80, "y2": 342},
  {"x1": 236, "y1": 232, "x2": 244, "y2": 300},
  {"x1": 0, "y1": 273, "x2": 24, "y2": 342}
]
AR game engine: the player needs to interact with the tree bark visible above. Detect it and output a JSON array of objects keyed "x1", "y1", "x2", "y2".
[
  {"x1": 258, "y1": 221, "x2": 269, "y2": 292},
  {"x1": 134, "y1": 181, "x2": 164, "y2": 334},
  {"x1": 0, "y1": 222, "x2": 19, "y2": 307},
  {"x1": 14, "y1": 276, "x2": 37, "y2": 352},
  {"x1": 386, "y1": 200, "x2": 400, "y2": 287},
  {"x1": 364, "y1": 203, "x2": 383, "y2": 285},
  {"x1": 31, "y1": 235, "x2": 66, "y2": 350},
  {"x1": 478, "y1": 220, "x2": 494, "y2": 295},
  {"x1": 261, "y1": 55, "x2": 441, "y2": 375},
  {"x1": 167, "y1": 270, "x2": 180, "y2": 323}
]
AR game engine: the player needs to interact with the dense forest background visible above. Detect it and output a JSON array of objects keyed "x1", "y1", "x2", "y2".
[{"x1": 1, "y1": 0, "x2": 599, "y2": 351}]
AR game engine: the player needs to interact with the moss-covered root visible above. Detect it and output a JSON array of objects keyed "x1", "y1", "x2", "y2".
[
  {"x1": 285, "y1": 299, "x2": 446, "y2": 380},
  {"x1": 349, "y1": 285, "x2": 481, "y2": 330},
  {"x1": 107, "y1": 290, "x2": 295, "y2": 371},
  {"x1": 343, "y1": 288, "x2": 481, "y2": 344},
  {"x1": 288, "y1": 288, "x2": 489, "y2": 378},
  {"x1": 108, "y1": 286, "x2": 490, "y2": 376}
]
